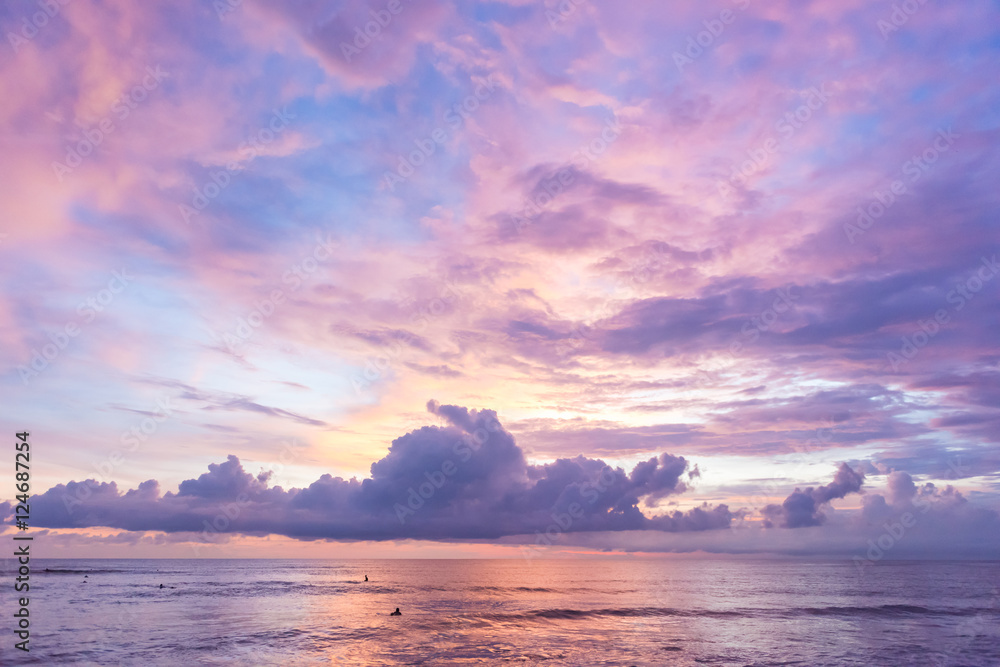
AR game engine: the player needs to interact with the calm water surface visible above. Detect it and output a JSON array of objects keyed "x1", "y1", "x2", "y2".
[{"x1": 3, "y1": 558, "x2": 999, "y2": 665}]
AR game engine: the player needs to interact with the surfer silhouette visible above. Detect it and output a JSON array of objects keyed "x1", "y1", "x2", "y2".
[
  {"x1": 365, "y1": 575, "x2": 368, "y2": 582},
  {"x1": 390, "y1": 608, "x2": 401, "y2": 616}
]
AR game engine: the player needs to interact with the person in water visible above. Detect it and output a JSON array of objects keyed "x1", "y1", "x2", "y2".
[
  {"x1": 364, "y1": 575, "x2": 368, "y2": 582},
  {"x1": 390, "y1": 608, "x2": 401, "y2": 616},
  {"x1": 159, "y1": 584, "x2": 165, "y2": 589}
]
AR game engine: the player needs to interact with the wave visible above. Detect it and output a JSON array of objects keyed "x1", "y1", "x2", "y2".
[
  {"x1": 795, "y1": 604, "x2": 988, "y2": 617},
  {"x1": 469, "y1": 585, "x2": 557, "y2": 593},
  {"x1": 472, "y1": 607, "x2": 742, "y2": 622},
  {"x1": 118, "y1": 582, "x2": 403, "y2": 598},
  {"x1": 459, "y1": 604, "x2": 999, "y2": 623},
  {"x1": 41, "y1": 568, "x2": 133, "y2": 574}
]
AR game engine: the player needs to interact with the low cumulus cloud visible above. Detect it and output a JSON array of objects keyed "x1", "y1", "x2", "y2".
[
  {"x1": 859, "y1": 470, "x2": 996, "y2": 529},
  {"x1": 762, "y1": 463, "x2": 866, "y2": 528},
  {"x1": 12, "y1": 402, "x2": 736, "y2": 541}
]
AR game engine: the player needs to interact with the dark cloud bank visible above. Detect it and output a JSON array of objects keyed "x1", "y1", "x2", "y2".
[
  {"x1": 12, "y1": 402, "x2": 735, "y2": 541},
  {"x1": 6, "y1": 402, "x2": 997, "y2": 554}
]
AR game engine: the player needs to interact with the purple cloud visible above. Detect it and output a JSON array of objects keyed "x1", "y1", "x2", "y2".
[
  {"x1": 14, "y1": 403, "x2": 736, "y2": 541},
  {"x1": 762, "y1": 463, "x2": 866, "y2": 528}
]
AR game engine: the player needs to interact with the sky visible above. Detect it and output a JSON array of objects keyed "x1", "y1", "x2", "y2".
[{"x1": 0, "y1": 0, "x2": 998, "y2": 560}]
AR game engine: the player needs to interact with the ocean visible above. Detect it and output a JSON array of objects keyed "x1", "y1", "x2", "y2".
[{"x1": 3, "y1": 558, "x2": 999, "y2": 666}]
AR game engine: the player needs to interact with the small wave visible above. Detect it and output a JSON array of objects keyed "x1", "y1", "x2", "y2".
[
  {"x1": 470, "y1": 585, "x2": 555, "y2": 593},
  {"x1": 793, "y1": 604, "x2": 981, "y2": 618},
  {"x1": 473, "y1": 607, "x2": 742, "y2": 622},
  {"x1": 453, "y1": 604, "x2": 996, "y2": 624},
  {"x1": 42, "y1": 568, "x2": 129, "y2": 574}
]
